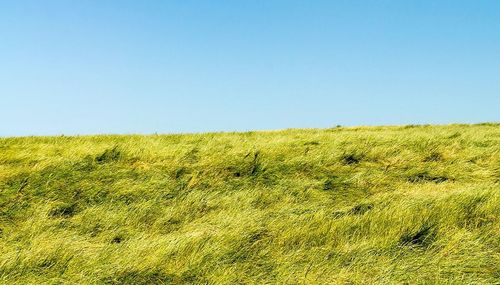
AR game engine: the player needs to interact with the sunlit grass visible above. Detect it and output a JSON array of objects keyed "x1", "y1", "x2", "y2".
[{"x1": 0, "y1": 123, "x2": 499, "y2": 284}]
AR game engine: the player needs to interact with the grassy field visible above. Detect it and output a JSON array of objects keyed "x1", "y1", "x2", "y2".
[{"x1": 0, "y1": 124, "x2": 499, "y2": 284}]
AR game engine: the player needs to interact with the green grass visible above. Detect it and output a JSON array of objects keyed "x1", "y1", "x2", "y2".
[{"x1": 0, "y1": 124, "x2": 499, "y2": 284}]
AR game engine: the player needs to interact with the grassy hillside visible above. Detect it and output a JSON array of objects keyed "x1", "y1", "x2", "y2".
[{"x1": 0, "y1": 124, "x2": 499, "y2": 284}]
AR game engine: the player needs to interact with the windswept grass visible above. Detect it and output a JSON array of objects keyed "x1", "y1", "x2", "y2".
[{"x1": 0, "y1": 124, "x2": 499, "y2": 284}]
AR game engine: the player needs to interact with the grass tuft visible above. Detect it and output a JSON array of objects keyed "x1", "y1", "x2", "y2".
[
  {"x1": 49, "y1": 203, "x2": 78, "y2": 218},
  {"x1": 407, "y1": 172, "x2": 450, "y2": 183},
  {"x1": 341, "y1": 152, "x2": 363, "y2": 165},
  {"x1": 95, "y1": 146, "x2": 122, "y2": 163},
  {"x1": 423, "y1": 151, "x2": 443, "y2": 162},
  {"x1": 400, "y1": 223, "x2": 437, "y2": 248}
]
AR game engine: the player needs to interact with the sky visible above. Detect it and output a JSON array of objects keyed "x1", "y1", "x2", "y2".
[{"x1": 1, "y1": 0, "x2": 499, "y2": 136}]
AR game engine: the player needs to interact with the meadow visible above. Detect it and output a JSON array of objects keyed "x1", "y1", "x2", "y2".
[{"x1": 0, "y1": 124, "x2": 498, "y2": 284}]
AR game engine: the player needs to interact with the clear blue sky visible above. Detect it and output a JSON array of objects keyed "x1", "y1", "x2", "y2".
[{"x1": 1, "y1": 1, "x2": 499, "y2": 136}]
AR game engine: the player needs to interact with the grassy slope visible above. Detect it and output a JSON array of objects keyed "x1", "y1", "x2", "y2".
[{"x1": 0, "y1": 124, "x2": 499, "y2": 284}]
